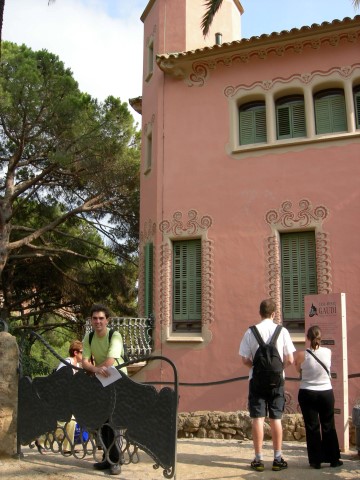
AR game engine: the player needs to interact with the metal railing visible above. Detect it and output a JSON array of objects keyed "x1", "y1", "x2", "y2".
[{"x1": 84, "y1": 316, "x2": 154, "y2": 362}]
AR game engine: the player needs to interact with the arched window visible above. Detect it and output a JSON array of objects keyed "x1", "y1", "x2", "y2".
[
  {"x1": 314, "y1": 89, "x2": 347, "y2": 134},
  {"x1": 276, "y1": 95, "x2": 306, "y2": 139},
  {"x1": 239, "y1": 101, "x2": 266, "y2": 145}
]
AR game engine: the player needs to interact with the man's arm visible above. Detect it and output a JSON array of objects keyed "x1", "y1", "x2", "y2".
[
  {"x1": 82, "y1": 357, "x2": 115, "y2": 377},
  {"x1": 241, "y1": 356, "x2": 253, "y2": 368},
  {"x1": 239, "y1": 329, "x2": 253, "y2": 369},
  {"x1": 97, "y1": 357, "x2": 116, "y2": 368},
  {"x1": 294, "y1": 351, "x2": 305, "y2": 373},
  {"x1": 283, "y1": 353, "x2": 294, "y2": 369}
]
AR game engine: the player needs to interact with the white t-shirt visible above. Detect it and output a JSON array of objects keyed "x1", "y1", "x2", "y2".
[
  {"x1": 299, "y1": 346, "x2": 332, "y2": 391},
  {"x1": 239, "y1": 318, "x2": 296, "y2": 380},
  {"x1": 57, "y1": 356, "x2": 79, "y2": 373}
]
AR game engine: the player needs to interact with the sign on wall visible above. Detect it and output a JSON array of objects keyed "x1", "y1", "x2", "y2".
[{"x1": 304, "y1": 293, "x2": 348, "y2": 452}]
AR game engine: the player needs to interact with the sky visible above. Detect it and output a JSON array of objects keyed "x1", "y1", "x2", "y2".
[{"x1": 3, "y1": 0, "x2": 359, "y2": 126}]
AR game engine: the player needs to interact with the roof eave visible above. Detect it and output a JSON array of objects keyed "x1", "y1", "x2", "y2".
[{"x1": 156, "y1": 16, "x2": 360, "y2": 77}]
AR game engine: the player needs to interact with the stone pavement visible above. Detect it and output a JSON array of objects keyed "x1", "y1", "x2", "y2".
[{"x1": 1, "y1": 439, "x2": 359, "y2": 480}]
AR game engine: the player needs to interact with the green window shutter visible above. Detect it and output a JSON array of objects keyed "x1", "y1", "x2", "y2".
[
  {"x1": 254, "y1": 108, "x2": 267, "y2": 143},
  {"x1": 281, "y1": 232, "x2": 317, "y2": 321},
  {"x1": 331, "y1": 94, "x2": 347, "y2": 132},
  {"x1": 144, "y1": 242, "x2": 153, "y2": 317},
  {"x1": 239, "y1": 110, "x2": 254, "y2": 145},
  {"x1": 315, "y1": 97, "x2": 332, "y2": 134},
  {"x1": 173, "y1": 240, "x2": 201, "y2": 321},
  {"x1": 239, "y1": 104, "x2": 266, "y2": 145},
  {"x1": 292, "y1": 102, "x2": 306, "y2": 137},
  {"x1": 277, "y1": 105, "x2": 291, "y2": 138},
  {"x1": 277, "y1": 100, "x2": 306, "y2": 139},
  {"x1": 315, "y1": 92, "x2": 347, "y2": 134},
  {"x1": 355, "y1": 90, "x2": 360, "y2": 129}
]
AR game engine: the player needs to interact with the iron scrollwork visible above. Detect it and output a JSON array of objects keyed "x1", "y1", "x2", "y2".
[{"x1": 18, "y1": 333, "x2": 178, "y2": 479}]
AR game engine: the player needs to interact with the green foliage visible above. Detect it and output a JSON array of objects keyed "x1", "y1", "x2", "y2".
[
  {"x1": 0, "y1": 41, "x2": 140, "y2": 348},
  {"x1": 21, "y1": 355, "x2": 52, "y2": 377}
]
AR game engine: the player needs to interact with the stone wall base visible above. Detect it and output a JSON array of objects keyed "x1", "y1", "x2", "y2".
[{"x1": 178, "y1": 411, "x2": 357, "y2": 445}]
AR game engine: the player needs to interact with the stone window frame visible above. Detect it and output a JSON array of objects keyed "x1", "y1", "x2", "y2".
[
  {"x1": 158, "y1": 210, "x2": 214, "y2": 346},
  {"x1": 265, "y1": 199, "x2": 332, "y2": 327},
  {"x1": 145, "y1": 28, "x2": 156, "y2": 83},
  {"x1": 143, "y1": 115, "x2": 154, "y2": 174}
]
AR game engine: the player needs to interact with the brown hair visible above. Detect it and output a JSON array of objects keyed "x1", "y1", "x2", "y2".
[
  {"x1": 259, "y1": 298, "x2": 276, "y2": 319},
  {"x1": 306, "y1": 325, "x2": 322, "y2": 350},
  {"x1": 69, "y1": 340, "x2": 83, "y2": 357},
  {"x1": 90, "y1": 303, "x2": 111, "y2": 319}
]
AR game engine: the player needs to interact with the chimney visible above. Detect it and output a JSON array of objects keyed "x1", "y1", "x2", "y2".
[{"x1": 215, "y1": 32, "x2": 223, "y2": 46}]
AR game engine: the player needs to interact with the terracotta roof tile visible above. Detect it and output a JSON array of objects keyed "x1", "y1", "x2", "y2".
[{"x1": 156, "y1": 15, "x2": 360, "y2": 61}]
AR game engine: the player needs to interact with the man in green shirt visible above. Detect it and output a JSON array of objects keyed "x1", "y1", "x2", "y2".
[{"x1": 82, "y1": 304, "x2": 125, "y2": 476}]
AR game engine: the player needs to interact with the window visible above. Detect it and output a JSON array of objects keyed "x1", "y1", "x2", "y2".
[
  {"x1": 144, "y1": 242, "x2": 153, "y2": 317},
  {"x1": 276, "y1": 96, "x2": 306, "y2": 139},
  {"x1": 172, "y1": 239, "x2": 201, "y2": 332},
  {"x1": 281, "y1": 231, "x2": 317, "y2": 331},
  {"x1": 145, "y1": 130, "x2": 152, "y2": 172},
  {"x1": 239, "y1": 101, "x2": 266, "y2": 145},
  {"x1": 146, "y1": 40, "x2": 154, "y2": 81},
  {"x1": 231, "y1": 69, "x2": 360, "y2": 155},
  {"x1": 354, "y1": 86, "x2": 360, "y2": 129},
  {"x1": 314, "y1": 89, "x2": 347, "y2": 134}
]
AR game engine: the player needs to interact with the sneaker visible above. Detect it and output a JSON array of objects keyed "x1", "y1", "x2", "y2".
[
  {"x1": 109, "y1": 463, "x2": 121, "y2": 475},
  {"x1": 251, "y1": 459, "x2": 265, "y2": 472},
  {"x1": 93, "y1": 460, "x2": 110, "y2": 470},
  {"x1": 272, "y1": 457, "x2": 288, "y2": 471}
]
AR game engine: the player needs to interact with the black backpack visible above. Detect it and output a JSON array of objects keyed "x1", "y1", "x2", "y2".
[{"x1": 250, "y1": 324, "x2": 284, "y2": 393}]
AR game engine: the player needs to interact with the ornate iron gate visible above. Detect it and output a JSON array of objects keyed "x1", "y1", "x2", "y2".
[{"x1": 17, "y1": 329, "x2": 178, "y2": 479}]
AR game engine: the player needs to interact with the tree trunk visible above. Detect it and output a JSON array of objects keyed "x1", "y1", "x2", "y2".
[{"x1": 0, "y1": 199, "x2": 12, "y2": 311}]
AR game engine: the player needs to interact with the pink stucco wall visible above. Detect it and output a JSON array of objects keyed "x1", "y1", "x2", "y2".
[{"x1": 139, "y1": 1, "x2": 360, "y2": 413}]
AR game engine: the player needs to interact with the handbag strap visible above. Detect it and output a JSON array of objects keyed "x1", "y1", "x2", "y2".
[{"x1": 306, "y1": 349, "x2": 331, "y2": 377}]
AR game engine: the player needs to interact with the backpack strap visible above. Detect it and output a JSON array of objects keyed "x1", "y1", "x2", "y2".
[
  {"x1": 269, "y1": 324, "x2": 283, "y2": 346},
  {"x1": 109, "y1": 328, "x2": 115, "y2": 342},
  {"x1": 89, "y1": 328, "x2": 114, "y2": 345},
  {"x1": 250, "y1": 324, "x2": 283, "y2": 346},
  {"x1": 250, "y1": 325, "x2": 265, "y2": 346}
]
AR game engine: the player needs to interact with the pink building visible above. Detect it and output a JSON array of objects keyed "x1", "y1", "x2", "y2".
[{"x1": 134, "y1": 0, "x2": 360, "y2": 414}]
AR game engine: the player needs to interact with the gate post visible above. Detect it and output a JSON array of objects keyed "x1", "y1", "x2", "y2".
[{"x1": 0, "y1": 331, "x2": 19, "y2": 456}]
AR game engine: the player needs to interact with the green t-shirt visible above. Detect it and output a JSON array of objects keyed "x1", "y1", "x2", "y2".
[{"x1": 83, "y1": 329, "x2": 127, "y2": 373}]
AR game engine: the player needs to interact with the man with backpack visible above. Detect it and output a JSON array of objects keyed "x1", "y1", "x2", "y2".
[
  {"x1": 82, "y1": 304, "x2": 126, "y2": 476},
  {"x1": 239, "y1": 298, "x2": 296, "y2": 472}
]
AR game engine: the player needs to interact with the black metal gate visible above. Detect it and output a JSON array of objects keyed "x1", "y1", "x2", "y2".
[{"x1": 17, "y1": 330, "x2": 178, "y2": 479}]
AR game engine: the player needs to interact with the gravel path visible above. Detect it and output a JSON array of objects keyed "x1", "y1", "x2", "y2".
[{"x1": 1, "y1": 439, "x2": 359, "y2": 479}]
